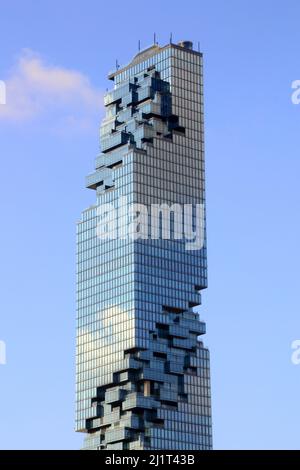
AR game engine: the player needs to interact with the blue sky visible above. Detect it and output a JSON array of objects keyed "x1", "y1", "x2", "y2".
[{"x1": 0, "y1": 0, "x2": 300, "y2": 449}]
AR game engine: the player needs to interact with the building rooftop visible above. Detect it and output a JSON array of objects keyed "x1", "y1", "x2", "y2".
[{"x1": 108, "y1": 40, "x2": 201, "y2": 81}]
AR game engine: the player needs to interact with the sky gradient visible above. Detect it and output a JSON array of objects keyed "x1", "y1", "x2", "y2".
[{"x1": 0, "y1": 0, "x2": 299, "y2": 449}]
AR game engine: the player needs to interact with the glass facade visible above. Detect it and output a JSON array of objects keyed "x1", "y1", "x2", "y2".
[{"x1": 76, "y1": 41, "x2": 212, "y2": 450}]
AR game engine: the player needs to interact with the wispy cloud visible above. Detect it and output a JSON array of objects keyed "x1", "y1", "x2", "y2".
[{"x1": 0, "y1": 50, "x2": 103, "y2": 131}]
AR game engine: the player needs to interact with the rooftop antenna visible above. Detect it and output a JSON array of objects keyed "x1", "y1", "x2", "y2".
[
  {"x1": 116, "y1": 59, "x2": 119, "y2": 71},
  {"x1": 170, "y1": 32, "x2": 173, "y2": 44},
  {"x1": 198, "y1": 41, "x2": 200, "y2": 52},
  {"x1": 138, "y1": 39, "x2": 141, "y2": 52},
  {"x1": 154, "y1": 32, "x2": 157, "y2": 45}
]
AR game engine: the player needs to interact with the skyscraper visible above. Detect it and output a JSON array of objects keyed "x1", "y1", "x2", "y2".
[{"x1": 76, "y1": 41, "x2": 212, "y2": 450}]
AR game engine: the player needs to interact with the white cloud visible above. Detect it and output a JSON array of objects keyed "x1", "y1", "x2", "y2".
[{"x1": 0, "y1": 50, "x2": 103, "y2": 131}]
